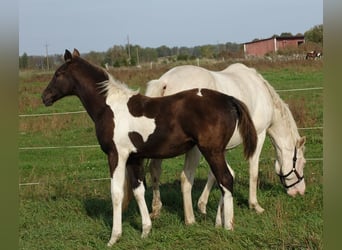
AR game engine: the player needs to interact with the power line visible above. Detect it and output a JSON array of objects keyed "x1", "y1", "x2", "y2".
[{"x1": 18, "y1": 86, "x2": 323, "y2": 118}]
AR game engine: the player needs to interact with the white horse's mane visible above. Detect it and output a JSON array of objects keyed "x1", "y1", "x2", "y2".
[
  {"x1": 97, "y1": 72, "x2": 139, "y2": 98},
  {"x1": 254, "y1": 69, "x2": 300, "y2": 139}
]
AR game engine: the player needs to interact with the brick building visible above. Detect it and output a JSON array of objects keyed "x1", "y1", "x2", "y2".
[{"x1": 243, "y1": 36, "x2": 305, "y2": 57}]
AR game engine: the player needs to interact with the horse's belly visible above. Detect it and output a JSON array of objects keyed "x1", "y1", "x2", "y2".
[
  {"x1": 225, "y1": 116, "x2": 269, "y2": 150},
  {"x1": 226, "y1": 126, "x2": 243, "y2": 149}
]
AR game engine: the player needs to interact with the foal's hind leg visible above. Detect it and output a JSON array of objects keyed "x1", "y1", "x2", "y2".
[
  {"x1": 127, "y1": 157, "x2": 152, "y2": 239},
  {"x1": 149, "y1": 159, "x2": 163, "y2": 219},
  {"x1": 200, "y1": 150, "x2": 235, "y2": 230},
  {"x1": 180, "y1": 146, "x2": 201, "y2": 225},
  {"x1": 214, "y1": 162, "x2": 235, "y2": 229}
]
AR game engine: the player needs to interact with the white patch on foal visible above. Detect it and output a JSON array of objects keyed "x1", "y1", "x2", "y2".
[
  {"x1": 216, "y1": 184, "x2": 234, "y2": 230},
  {"x1": 196, "y1": 88, "x2": 203, "y2": 97},
  {"x1": 101, "y1": 74, "x2": 156, "y2": 246},
  {"x1": 133, "y1": 180, "x2": 152, "y2": 238},
  {"x1": 104, "y1": 75, "x2": 157, "y2": 151}
]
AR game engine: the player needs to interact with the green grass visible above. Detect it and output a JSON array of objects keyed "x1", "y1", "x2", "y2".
[{"x1": 19, "y1": 60, "x2": 323, "y2": 249}]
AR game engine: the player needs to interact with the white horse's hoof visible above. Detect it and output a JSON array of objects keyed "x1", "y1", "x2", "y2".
[
  {"x1": 107, "y1": 234, "x2": 121, "y2": 247},
  {"x1": 224, "y1": 218, "x2": 234, "y2": 231},
  {"x1": 249, "y1": 202, "x2": 265, "y2": 214},
  {"x1": 197, "y1": 201, "x2": 207, "y2": 215},
  {"x1": 141, "y1": 225, "x2": 152, "y2": 238},
  {"x1": 185, "y1": 217, "x2": 196, "y2": 225},
  {"x1": 255, "y1": 206, "x2": 265, "y2": 214},
  {"x1": 215, "y1": 217, "x2": 222, "y2": 228}
]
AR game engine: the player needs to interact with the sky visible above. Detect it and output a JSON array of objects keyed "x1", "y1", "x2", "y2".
[{"x1": 19, "y1": 0, "x2": 323, "y2": 56}]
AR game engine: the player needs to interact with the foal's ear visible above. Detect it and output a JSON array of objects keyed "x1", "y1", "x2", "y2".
[
  {"x1": 296, "y1": 136, "x2": 306, "y2": 148},
  {"x1": 64, "y1": 49, "x2": 72, "y2": 62},
  {"x1": 73, "y1": 48, "x2": 80, "y2": 57}
]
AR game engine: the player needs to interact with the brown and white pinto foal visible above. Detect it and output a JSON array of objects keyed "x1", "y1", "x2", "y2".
[{"x1": 42, "y1": 49, "x2": 257, "y2": 246}]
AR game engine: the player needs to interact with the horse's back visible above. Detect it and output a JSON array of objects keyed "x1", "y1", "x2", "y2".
[
  {"x1": 216, "y1": 63, "x2": 270, "y2": 103},
  {"x1": 146, "y1": 65, "x2": 216, "y2": 97},
  {"x1": 146, "y1": 63, "x2": 274, "y2": 147}
]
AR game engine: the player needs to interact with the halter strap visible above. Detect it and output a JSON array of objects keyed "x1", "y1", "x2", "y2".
[{"x1": 277, "y1": 147, "x2": 304, "y2": 189}]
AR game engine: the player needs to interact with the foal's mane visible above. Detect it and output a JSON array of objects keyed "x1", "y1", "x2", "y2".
[
  {"x1": 98, "y1": 73, "x2": 139, "y2": 98},
  {"x1": 75, "y1": 56, "x2": 138, "y2": 98}
]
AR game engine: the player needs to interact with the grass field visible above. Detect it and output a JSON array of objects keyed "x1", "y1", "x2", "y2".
[{"x1": 19, "y1": 60, "x2": 323, "y2": 249}]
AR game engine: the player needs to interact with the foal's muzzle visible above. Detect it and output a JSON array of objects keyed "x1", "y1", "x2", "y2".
[{"x1": 42, "y1": 93, "x2": 54, "y2": 106}]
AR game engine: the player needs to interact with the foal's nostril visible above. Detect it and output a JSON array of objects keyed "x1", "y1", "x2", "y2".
[{"x1": 42, "y1": 93, "x2": 53, "y2": 106}]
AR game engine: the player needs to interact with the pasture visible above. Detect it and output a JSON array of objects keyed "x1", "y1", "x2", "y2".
[{"x1": 19, "y1": 60, "x2": 323, "y2": 249}]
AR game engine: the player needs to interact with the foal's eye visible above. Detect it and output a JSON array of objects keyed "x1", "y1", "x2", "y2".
[{"x1": 55, "y1": 71, "x2": 63, "y2": 77}]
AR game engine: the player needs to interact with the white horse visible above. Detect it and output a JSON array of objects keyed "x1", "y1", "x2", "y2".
[{"x1": 145, "y1": 63, "x2": 306, "y2": 224}]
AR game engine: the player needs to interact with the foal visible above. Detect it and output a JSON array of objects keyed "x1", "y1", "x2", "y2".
[{"x1": 42, "y1": 49, "x2": 257, "y2": 246}]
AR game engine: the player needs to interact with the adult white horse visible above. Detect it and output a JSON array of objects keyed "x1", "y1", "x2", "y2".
[{"x1": 145, "y1": 63, "x2": 306, "y2": 224}]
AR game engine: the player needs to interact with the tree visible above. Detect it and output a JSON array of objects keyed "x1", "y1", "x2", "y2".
[
  {"x1": 104, "y1": 46, "x2": 128, "y2": 67},
  {"x1": 305, "y1": 24, "x2": 323, "y2": 45},
  {"x1": 200, "y1": 45, "x2": 215, "y2": 58},
  {"x1": 156, "y1": 45, "x2": 171, "y2": 57},
  {"x1": 19, "y1": 52, "x2": 28, "y2": 69},
  {"x1": 280, "y1": 32, "x2": 293, "y2": 37},
  {"x1": 84, "y1": 51, "x2": 105, "y2": 66}
]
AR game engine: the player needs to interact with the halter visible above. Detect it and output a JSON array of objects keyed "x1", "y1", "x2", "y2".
[{"x1": 277, "y1": 147, "x2": 304, "y2": 189}]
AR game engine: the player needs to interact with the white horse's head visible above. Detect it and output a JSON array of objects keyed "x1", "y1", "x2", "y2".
[{"x1": 275, "y1": 136, "x2": 306, "y2": 196}]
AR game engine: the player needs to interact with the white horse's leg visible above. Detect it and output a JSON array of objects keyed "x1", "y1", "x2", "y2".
[
  {"x1": 180, "y1": 146, "x2": 201, "y2": 225},
  {"x1": 197, "y1": 170, "x2": 216, "y2": 214},
  {"x1": 248, "y1": 131, "x2": 266, "y2": 213},
  {"x1": 133, "y1": 181, "x2": 152, "y2": 238},
  {"x1": 107, "y1": 155, "x2": 127, "y2": 247},
  {"x1": 215, "y1": 196, "x2": 223, "y2": 227},
  {"x1": 149, "y1": 159, "x2": 163, "y2": 219}
]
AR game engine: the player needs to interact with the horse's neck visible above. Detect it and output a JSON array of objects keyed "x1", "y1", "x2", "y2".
[
  {"x1": 73, "y1": 70, "x2": 110, "y2": 122},
  {"x1": 257, "y1": 74, "x2": 300, "y2": 151},
  {"x1": 76, "y1": 72, "x2": 137, "y2": 122},
  {"x1": 267, "y1": 104, "x2": 300, "y2": 152}
]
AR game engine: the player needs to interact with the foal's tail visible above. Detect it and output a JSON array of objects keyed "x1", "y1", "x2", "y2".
[{"x1": 231, "y1": 97, "x2": 258, "y2": 159}]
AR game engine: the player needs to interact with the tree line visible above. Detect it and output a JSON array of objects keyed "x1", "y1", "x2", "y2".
[{"x1": 19, "y1": 24, "x2": 323, "y2": 70}]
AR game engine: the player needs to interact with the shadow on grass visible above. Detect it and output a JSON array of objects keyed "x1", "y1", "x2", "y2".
[
  {"x1": 83, "y1": 197, "x2": 112, "y2": 228},
  {"x1": 83, "y1": 175, "x2": 280, "y2": 233}
]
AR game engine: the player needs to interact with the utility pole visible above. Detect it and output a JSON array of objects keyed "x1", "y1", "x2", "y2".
[
  {"x1": 127, "y1": 35, "x2": 131, "y2": 65},
  {"x1": 136, "y1": 47, "x2": 140, "y2": 66},
  {"x1": 45, "y1": 42, "x2": 50, "y2": 70}
]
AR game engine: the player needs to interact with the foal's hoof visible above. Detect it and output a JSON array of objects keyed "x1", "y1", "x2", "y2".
[
  {"x1": 150, "y1": 211, "x2": 161, "y2": 220},
  {"x1": 150, "y1": 202, "x2": 162, "y2": 219}
]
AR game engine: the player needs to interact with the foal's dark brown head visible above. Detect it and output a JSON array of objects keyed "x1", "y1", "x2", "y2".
[{"x1": 42, "y1": 49, "x2": 107, "y2": 106}]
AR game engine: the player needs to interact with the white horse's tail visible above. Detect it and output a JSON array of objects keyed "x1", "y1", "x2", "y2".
[{"x1": 145, "y1": 79, "x2": 166, "y2": 97}]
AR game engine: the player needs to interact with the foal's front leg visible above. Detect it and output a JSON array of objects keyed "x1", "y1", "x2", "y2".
[
  {"x1": 149, "y1": 159, "x2": 163, "y2": 219},
  {"x1": 108, "y1": 152, "x2": 128, "y2": 247}
]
